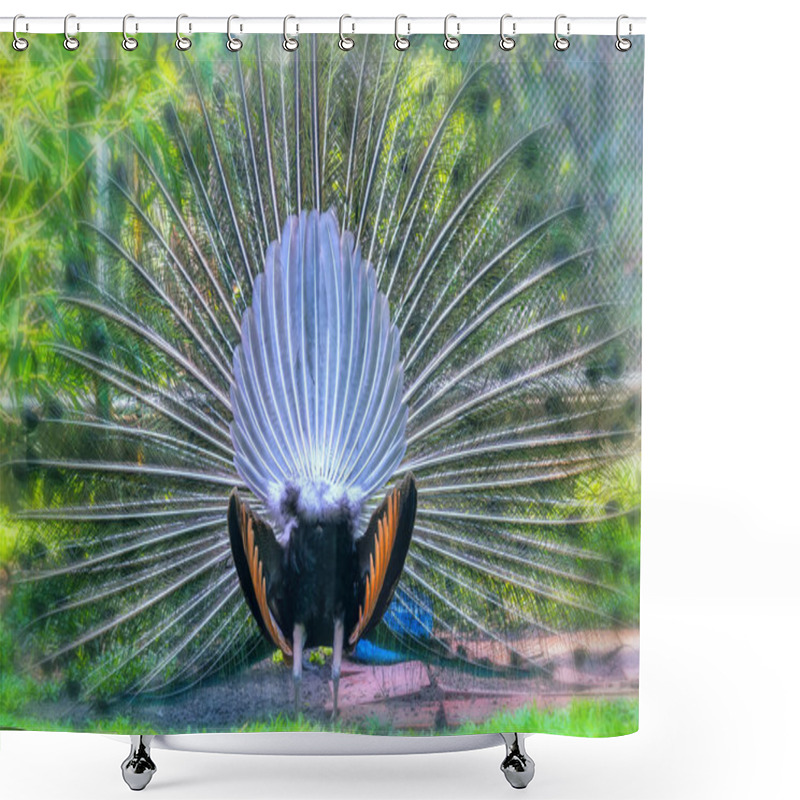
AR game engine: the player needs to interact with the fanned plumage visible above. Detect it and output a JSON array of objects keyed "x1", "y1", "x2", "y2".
[
  {"x1": 231, "y1": 210, "x2": 407, "y2": 534},
  {"x1": 1, "y1": 34, "x2": 641, "y2": 704}
]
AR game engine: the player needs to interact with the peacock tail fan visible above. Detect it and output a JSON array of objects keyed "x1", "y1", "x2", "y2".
[
  {"x1": 1, "y1": 35, "x2": 641, "y2": 707},
  {"x1": 230, "y1": 209, "x2": 408, "y2": 533}
]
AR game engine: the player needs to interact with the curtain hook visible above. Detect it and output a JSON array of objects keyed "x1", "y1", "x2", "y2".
[
  {"x1": 554, "y1": 14, "x2": 570, "y2": 51},
  {"x1": 122, "y1": 14, "x2": 138, "y2": 51},
  {"x1": 63, "y1": 13, "x2": 79, "y2": 51},
  {"x1": 339, "y1": 14, "x2": 355, "y2": 51},
  {"x1": 12, "y1": 14, "x2": 29, "y2": 51},
  {"x1": 499, "y1": 14, "x2": 515, "y2": 51},
  {"x1": 227, "y1": 15, "x2": 243, "y2": 51},
  {"x1": 175, "y1": 13, "x2": 192, "y2": 51},
  {"x1": 616, "y1": 14, "x2": 632, "y2": 51},
  {"x1": 443, "y1": 14, "x2": 460, "y2": 51},
  {"x1": 283, "y1": 15, "x2": 299, "y2": 51},
  {"x1": 394, "y1": 15, "x2": 410, "y2": 51}
]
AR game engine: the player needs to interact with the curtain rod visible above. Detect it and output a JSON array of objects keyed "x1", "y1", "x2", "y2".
[{"x1": 0, "y1": 16, "x2": 646, "y2": 36}]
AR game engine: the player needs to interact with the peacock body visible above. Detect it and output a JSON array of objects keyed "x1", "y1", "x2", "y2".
[
  {"x1": 0, "y1": 33, "x2": 642, "y2": 731},
  {"x1": 227, "y1": 208, "x2": 417, "y2": 711}
]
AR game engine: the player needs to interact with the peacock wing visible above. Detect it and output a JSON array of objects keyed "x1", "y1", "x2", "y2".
[
  {"x1": 349, "y1": 474, "x2": 417, "y2": 646},
  {"x1": 227, "y1": 489, "x2": 292, "y2": 656}
]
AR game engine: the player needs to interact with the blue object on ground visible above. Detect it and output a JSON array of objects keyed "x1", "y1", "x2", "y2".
[
  {"x1": 352, "y1": 592, "x2": 433, "y2": 664},
  {"x1": 352, "y1": 639, "x2": 407, "y2": 664}
]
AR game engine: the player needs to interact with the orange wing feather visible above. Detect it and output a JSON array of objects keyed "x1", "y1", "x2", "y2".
[
  {"x1": 242, "y1": 512, "x2": 292, "y2": 656},
  {"x1": 349, "y1": 487, "x2": 400, "y2": 645}
]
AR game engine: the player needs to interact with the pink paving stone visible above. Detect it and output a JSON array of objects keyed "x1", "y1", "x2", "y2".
[{"x1": 331, "y1": 660, "x2": 431, "y2": 708}]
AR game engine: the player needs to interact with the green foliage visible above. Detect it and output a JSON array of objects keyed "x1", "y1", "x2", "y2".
[
  {"x1": 0, "y1": 610, "x2": 60, "y2": 719},
  {"x1": 309, "y1": 647, "x2": 332, "y2": 666},
  {"x1": 0, "y1": 506, "x2": 23, "y2": 565},
  {"x1": 574, "y1": 457, "x2": 641, "y2": 622},
  {"x1": 0, "y1": 37, "x2": 170, "y2": 409}
]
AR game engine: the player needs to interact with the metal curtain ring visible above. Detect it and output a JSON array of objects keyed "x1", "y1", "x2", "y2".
[
  {"x1": 63, "y1": 13, "x2": 79, "y2": 50},
  {"x1": 443, "y1": 14, "x2": 459, "y2": 50},
  {"x1": 499, "y1": 14, "x2": 515, "y2": 51},
  {"x1": 175, "y1": 13, "x2": 192, "y2": 50},
  {"x1": 394, "y1": 15, "x2": 410, "y2": 50},
  {"x1": 283, "y1": 15, "x2": 299, "y2": 51},
  {"x1": 122, "y1": 14, "x2": 138, "y2": 51},
  {"x1": 616, "y1": 14, "x2": 632, "y2": 51},
  {"x1": 339, "y1": 14, "x2": 355, "y2": 51},
  {"x1": 12, "y1": 14, "x2": 29, "y2": 51},
  {"x1": 554, "y1": 14, "x2": 570, "y2": 51},
  {"x1": 227, "y1": 15, "x2": 243, "y2": 51}
]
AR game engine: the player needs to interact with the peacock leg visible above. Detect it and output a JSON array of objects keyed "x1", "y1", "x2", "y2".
[
  {"x1": 293, "y1": 623, "x2": 306, "y2": 718},
  {"x1": 121, "y1": 735, "x2": 156, "y2": 791},
  {"x1": 499, "y1": 733, "x2": 535, "y2": 790},
  {"x1": 331, "y1": 616, "x2": 344, "y2": 721}
]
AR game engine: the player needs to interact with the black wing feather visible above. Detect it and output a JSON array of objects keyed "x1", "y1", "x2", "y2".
[{"x1": 227, "y1": 489, "x2": 292, "y2": 654}]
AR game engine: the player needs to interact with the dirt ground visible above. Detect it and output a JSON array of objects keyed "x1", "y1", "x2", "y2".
[{"x1": 20, "y1": 630, "x2": 639, "y2": 732}]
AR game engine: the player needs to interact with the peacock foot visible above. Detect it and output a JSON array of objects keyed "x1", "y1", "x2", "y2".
[
  {"x1": 500, "y1": 733, "x2": 535, "y2": 790},
  {"x1": 121, "y1": 735, "x2": 157, "y2": 791}
]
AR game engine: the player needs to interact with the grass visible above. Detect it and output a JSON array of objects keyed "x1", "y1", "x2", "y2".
[
  {"x1": 453, "y1": 698, "x2": 638, "y2": 738},
  {"x1": 0, "y1": 713, "x2": 159, "y2": 734},
  {"x1": 0, "y1": 698, "x2": 638, "y2": 738}
]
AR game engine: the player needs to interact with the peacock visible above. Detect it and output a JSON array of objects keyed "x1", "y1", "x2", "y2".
[{"x1": 0, "y1": 33, "x2": 641, "y2": 727}]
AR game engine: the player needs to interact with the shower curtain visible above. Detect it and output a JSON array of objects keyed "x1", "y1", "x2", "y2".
[{"x1": 0, "y1": 31, "x2": 644, "y2": 738}]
